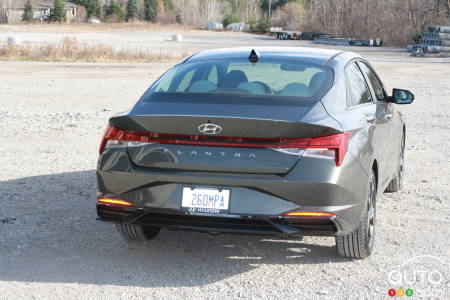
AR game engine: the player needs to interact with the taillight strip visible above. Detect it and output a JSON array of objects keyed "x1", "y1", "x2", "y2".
[
  {"x1": 282, "y1": 211, "x2": 336, "y2": 217},
  {"x1": 99, "y1": 125, "x2": 351, "y2": 166},
  {"x1": 97, "y1": 197, "x2": 134, "y2": 206}
]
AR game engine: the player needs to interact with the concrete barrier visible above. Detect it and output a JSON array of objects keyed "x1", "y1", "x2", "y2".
[
  {"x1": 7, "y1": 37, "x2": 22, "y2": 46},
  {"x1": 172, "y1": 34, "x2": 183, "y2": 41}
]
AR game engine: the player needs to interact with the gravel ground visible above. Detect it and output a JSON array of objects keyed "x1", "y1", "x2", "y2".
[{"x1": 0, "y1": 36, "x2": 450, "y2": 299}]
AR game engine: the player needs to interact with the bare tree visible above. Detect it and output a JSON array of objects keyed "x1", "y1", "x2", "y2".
[
  {"x1": 240, "y1": 0, "x2": 261, "y2": 22},
  {"x1": 271, "y1": 2, "x2": 305, "y2": 30},
  {"x1": 302, "y1": 0, "x2": 450, "y2": 45},
  {"x1": 173, "y1": 0, "x2": 231, "y2": 25},
  {"x1": 0, "y1": 0, "x2": 13, "y2": 23}
]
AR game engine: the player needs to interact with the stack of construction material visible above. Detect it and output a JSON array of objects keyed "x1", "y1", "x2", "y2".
[
  {"x1": 407, "y1": 26, "x2": 450, "y2": 56},
  {"x1": 314, "y1": 37, "x2": 381, "y2": 47},
  {"x1": 274, "y1": 30, "x2": 302, "y2": 40}
]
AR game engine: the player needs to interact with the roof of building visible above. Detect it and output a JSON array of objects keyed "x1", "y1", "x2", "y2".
[
  {"x1": 186, "y1": 47, "x2": 346, "y2": 66},
  {"x1": 10, "y1": 0, "x2": 77, "y2": 9}
]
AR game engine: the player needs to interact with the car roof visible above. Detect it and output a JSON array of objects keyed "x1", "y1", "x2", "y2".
[{"x1": 185, "y1": 47, "x2": 350, "y2": 66}]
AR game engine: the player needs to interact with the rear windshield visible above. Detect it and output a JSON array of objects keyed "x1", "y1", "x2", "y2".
[{"x1": 143, "y1": 59, "x2": 333, "y2": 103}]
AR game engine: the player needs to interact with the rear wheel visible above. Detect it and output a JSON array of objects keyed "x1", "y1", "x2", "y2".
[
  {"x1": 336, "y1": 170, "x2": 376, "y2": 259},
  {"x1": 116, "y1": 223, "x2": 160, "y2": 241},
  {"x1": 385, "y1": 133, "x2": 405, "y2": 193}
]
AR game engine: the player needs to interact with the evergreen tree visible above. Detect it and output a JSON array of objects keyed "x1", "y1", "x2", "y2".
[
  {"x1": 144, "y1": 0, "x2": 158, "y2": 23},
  {"x1": 223, "y1": 14, "x2": 240, "y2": 27},
  {"x1": 88, "y1": 0, "x2": 102, "y2": 18},
  {"x1": 22, "y1": 0, "x2": 33, "y2": 22},
  {"x1": 126, "y1": 0, "x2": 139, "y2": 21},
  {"x1": 106, "y1": 0, "x2": 125, "y2": 22},
  {"x1": 72, "y1": 0, "x2": 101, "y2": 18},
  {"x1": 51, "y1": 0, "x2": 67, "y2": 22},
  {"x1": 163, "y1": 0, "x2": 175, "y2": 10}
]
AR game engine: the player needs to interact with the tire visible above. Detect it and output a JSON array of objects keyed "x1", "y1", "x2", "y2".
[
  {"x1": 336, "y1": 170, "x2": 376, "y2": 259},
  {"x1": 385, "y1": 133, "x2": 405, "y2": 193},
  {"x1": 116, "y1": 223, "x2": 160, "y2": 241}
]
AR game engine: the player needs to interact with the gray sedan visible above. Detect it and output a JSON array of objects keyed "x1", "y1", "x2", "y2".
[{"x1": 96, "y1": 47, "x2": 414, "y2": 259}]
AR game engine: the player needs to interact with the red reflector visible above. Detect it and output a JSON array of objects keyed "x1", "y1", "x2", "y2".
[
  {"x1": 283, "y1": 211, "x2": 336, "y2": 217},
  {"x1": 97, "y1": 197, "x2": 134, "y2": 206},
  {"x1": 99, "y1": 125, "x2": 351, "y2": 166}
]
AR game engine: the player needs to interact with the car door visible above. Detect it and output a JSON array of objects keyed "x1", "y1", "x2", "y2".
[
  {"x1": 341, "y1": 61, "x2": 387, "y2": 182},
  {"x1": 357, "y1": 61, "x2": 400, "y2": 185}
]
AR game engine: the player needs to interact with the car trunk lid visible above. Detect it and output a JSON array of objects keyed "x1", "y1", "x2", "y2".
[{"x1": 108, "y1": 100, "x2": 342, "y2": 174}]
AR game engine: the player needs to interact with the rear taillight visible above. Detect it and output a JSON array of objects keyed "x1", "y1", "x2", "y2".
[
  {"x1": 282, "y1": 211, "x2": 336, "y2": 217},
  {"x1": 99, "y1": 125, "x2": 350, "y2": 166},
  {"x1": 302, "y1": 131, "x2": 351, "y2": 166},
  {"x1": 97, "y1": 197, "x2": 134, "y2": 206},
  {"x1": 99, "y1": 125, "x2": 129, "y2": 154}
]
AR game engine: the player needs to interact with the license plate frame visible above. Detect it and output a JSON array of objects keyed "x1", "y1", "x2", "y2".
[{"x1": 181, "y1": 187, "x2": 230, "y2": 215}]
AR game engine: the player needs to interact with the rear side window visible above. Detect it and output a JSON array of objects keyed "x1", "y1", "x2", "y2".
[
  {"x1": 346, "y1": 62, "x2": 373, "y2": 106},
  {"x1": 144, "y1": 59, "x2": 333, "y2": 102},
  {"x1": 358, "y1": 62, "x2": 387, "y2": 101}
]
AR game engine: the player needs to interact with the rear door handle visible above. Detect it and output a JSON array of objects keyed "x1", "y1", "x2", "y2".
[
  {"x1": 385, "y1": 114, "x2": 393, "y2": 121},
  {"x1": 365, "y1": 115, "x2": 376, "y2": 124}
]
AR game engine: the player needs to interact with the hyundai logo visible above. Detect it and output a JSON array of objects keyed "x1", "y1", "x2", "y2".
[{"x1": 198, "y1": 123, "x2": 222, "y2": 135}]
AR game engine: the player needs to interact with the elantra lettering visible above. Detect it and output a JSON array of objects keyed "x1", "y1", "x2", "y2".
[{"x1": 176, "y1": 149, "x2": 256, "y2": 158}]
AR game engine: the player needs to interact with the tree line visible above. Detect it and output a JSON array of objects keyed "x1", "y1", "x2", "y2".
[
  {"x1": 19, "y1": 0, "x2": 165, "y2": 22},
  {"x1": 301, "y1": 0, "x2": 450, "y2": 45},
  {"x1": 71, "y1": 0, "x2": 186, "y2": 22},
  {"x1": 20, "y1": 0, "x2": 300, "y2": 25},
  {"x1": 17, "y1": 0, "x2": 450, "y2": 45}
]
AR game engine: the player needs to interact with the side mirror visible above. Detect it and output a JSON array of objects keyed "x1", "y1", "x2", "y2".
[{"x1": 392, "y1": 88, "x2": 414, "y2": 104}]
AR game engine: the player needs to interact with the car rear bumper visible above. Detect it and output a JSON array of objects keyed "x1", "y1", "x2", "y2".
[
  {"x1": 97, "y1": 148, "x2": 369, "y2": 235},
  {"x1": 97, "y1": 205, "x2": 342, "y2": 236}
]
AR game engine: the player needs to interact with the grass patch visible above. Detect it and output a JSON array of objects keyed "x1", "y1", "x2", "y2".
[
  {"x1": 0, "y1": 37, "x2": 188, "y2": 63},
  {"x1": 0, "y1": 23, "x2": 200, "y2": 33}
]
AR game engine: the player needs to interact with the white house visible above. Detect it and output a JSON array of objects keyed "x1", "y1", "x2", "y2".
[{"x1": 0, "y1": 0, "x2": 78, "y2": 23}]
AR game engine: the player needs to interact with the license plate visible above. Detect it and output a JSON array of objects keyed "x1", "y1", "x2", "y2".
[{"x1": 181, "y1": 187, "x2": 230, "y2": 214}]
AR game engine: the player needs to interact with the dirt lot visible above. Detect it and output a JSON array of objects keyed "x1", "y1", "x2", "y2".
[{"x1": 0, "y1": 28, "x2": 450, "y2": 299}]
